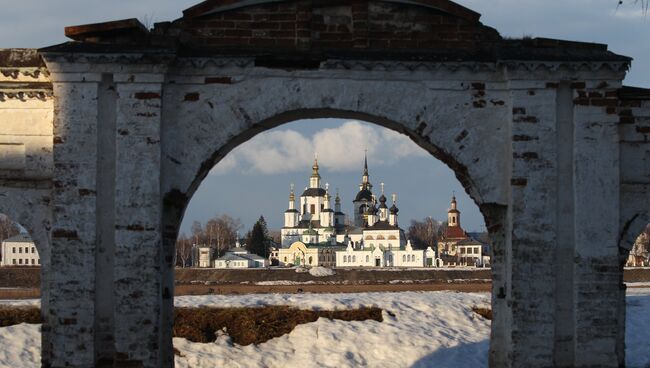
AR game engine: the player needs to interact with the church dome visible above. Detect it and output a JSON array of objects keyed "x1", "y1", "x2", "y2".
[
  {"x1": 355, "y1": 189, "x2": 373, "y2": 202},
  {"x1": 378, "y1": 194, "x2": 388, "y2": 209},
  {"x1": 390, "y1": 204, "x2": 399, "y2": 214},
  {"x1": 302, "y1": 187, "x2": 327, "y2": 197}
]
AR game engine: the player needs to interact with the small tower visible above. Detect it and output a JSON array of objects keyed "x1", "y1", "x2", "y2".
[
  {"x1": 334, "y1": 188, "x2": 345, "y2": 228},
  {"x1": 321, "y1": 184, "x2": 334, "y2": 228},
  {"x1": 378, "y1": 183, "x2": 388, "y2": 222},
  {"x1": 309, "y1": 154, "x2": 321, "y2": 189},
  {"x1": 448, "y1": 195, "x2": 461, "y2": 227},
  {"x1": 367, "y1": 195, "x2": 378, "y2": 227},
  {"x1": 389, "y1": 194, "x2": 399, "y2": 226},
  {"x1": 284, "y1": 184, "x2": 299, "y2": 228}
]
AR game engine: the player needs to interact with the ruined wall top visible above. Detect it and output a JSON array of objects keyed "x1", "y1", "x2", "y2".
[{"x1": 42, "y1": 0, "x2": 630, "y2": 68}]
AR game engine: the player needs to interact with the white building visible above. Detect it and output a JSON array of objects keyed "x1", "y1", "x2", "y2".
[
  {"x1": 214, "y1": 244, "x2": 267, "y2": 269},
  {"x1": 1, "y1": 234, "x2": 40, "y2": 267},
  {"x1": 281, "y1": 156, "x2": 440, "y2": 268},
  {"x1": 456, "y1": 238, "x2": 489, "y2": 267},
  {"x1": 196, "y1": 247, "x2": 214, "y2": 268},
  {"x1": 336, "y1": 240, "x2": 435, "y2": 268},
  {"x1": 277, "y1": 240, "x2": 342, "y2": 267}
]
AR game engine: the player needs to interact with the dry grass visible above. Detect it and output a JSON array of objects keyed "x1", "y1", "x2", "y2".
[
  {"x1": 471, "y1": 306, "x2": 492, "y2": 320},
  {"x1": 0, "y1": 306, "x2": 41, "y2": 326},
  {"x1": 173, "y1": 306, "x2": 383, "y2": 345},
  {"x1": 0, "y1": 288, "x2": 40, "y2": 299}
]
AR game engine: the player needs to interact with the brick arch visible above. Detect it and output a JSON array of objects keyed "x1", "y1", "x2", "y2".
[{"x1": 619, "y1": 211, "x2": 649, "y2": 261}]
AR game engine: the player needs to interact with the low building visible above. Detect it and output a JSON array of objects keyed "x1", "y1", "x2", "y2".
[
  {"x1": 1, "y1": 234, "x2": 40, "y2": 267},
  {"x1": 336, "y1": 240, "x2": 436, "y2": 268},
  {"x1": 214, "y1": 245, "x2": 268, "y2": 269}
]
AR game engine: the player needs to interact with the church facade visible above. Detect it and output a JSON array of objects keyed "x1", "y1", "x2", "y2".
[{"x1": 279, "y1": 156, "x2": 436, "y2": 268}]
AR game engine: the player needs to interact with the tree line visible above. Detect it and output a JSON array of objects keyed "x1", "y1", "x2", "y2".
[{"x1": 175, "y1": 214, "x2": 274, "y2": 267}]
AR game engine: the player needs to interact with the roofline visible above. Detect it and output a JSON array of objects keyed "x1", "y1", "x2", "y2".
[{"x1": 183, "y1": 0, "x2": 480, "y2": 22}]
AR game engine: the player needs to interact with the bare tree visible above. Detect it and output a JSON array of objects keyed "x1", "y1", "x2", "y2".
[
  {"x1": 176, "y1": 233, "x2": 193, "y2": 268},
  {"x1": 0, "y1": 214, "x2": 20, "y2": 241},
  {"x1": 268, "y1": 230, "x2": 282, "y2": 245},
  {"x1": 631, "y1": 224, "x2": 650, "y2": 257},
  {"x1": 191, "y1": 221, "x2": 203, "y2": 246},
  {"x1": 407, "y1": 217, "x2": 440, "y2": 250},
  {"x1": 617, "y1": 0, "x2": 649, "y2": 14},
  {"x1": 205, "y1": 214, "x2": 242, "y2": 257}
]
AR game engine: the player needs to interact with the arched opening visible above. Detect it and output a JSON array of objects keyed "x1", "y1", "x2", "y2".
[
  {"x1": 619, "y1": 216, "x2": 650, "y2": 368},
  {"x1": 167, "y1": 115, "x2": 500, "y2": 366},
  {"x1": 0, "y1": 212, "x2": 47, "y2": 367}
]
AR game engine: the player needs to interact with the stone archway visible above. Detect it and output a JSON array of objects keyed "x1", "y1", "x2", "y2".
[{"x1": 0, "y1": 0, "x2": 646, "y2": 367}]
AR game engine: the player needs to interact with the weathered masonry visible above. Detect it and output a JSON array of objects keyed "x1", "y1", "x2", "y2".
[{"x1": 0, "y1": 0, "x2": 648, "y2": 367}]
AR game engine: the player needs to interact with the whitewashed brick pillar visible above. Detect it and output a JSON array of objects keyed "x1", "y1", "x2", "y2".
[{"x1": 42, "y1": 53, "x2": 173, "y2": 367}]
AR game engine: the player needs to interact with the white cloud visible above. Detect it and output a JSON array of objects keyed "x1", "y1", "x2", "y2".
[{"x1": 211, "y1": 121, "x2": 427, "y2": 175}]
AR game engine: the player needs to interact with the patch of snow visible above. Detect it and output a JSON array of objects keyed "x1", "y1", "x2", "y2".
[
  {"x1": 626, "y1": 282, "x2": 650, "y2": 287},
  {"x1": 0, "y1": 323, "x2": 40, "y2": 367},
  {"x1": 255, "y1": 281, "x2": 317, "y2": 286},
  {"x1": 1, "y1": 288, "x2": 649, "y2": 368},
  {"x1": 308, "y1": 267, "x2": 335, "y2": 277},
  {"x1": 294, "y1": 267, "x2": 309, "y2": 273},
  {"x1": 0, "y1": 299, "x2": 39, "y2": 307}
]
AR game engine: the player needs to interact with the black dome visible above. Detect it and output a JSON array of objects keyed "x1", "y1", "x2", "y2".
[
  {"x1": 390, "y1": 205, "x2": 399, "y2": 214},
  {"x1": 302, "y1": 188, "x2": 327, "y2": 197},
  {"x1": 355, "y1": 189, "x2": 373, "y2": 202}
]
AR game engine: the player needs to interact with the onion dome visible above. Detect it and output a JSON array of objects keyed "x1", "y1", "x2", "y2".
[
  {"x1": 390, "y1": 204, "x2": 399, "y2": 214},
  {"x1": 378, "y1": 194, "x2": 388, "y2": 209}
]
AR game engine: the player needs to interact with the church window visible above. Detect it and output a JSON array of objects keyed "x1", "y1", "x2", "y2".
[
  {"x1": 18, "y1": 247, "x2": 22, "y2": 253},
  {"x1": 321, "y1": 204, "x2": 324, "y2": 211},
  {"x1": 12, "y1": 259, "x2": 16, "y2": 265},
  {"x1": 284, "y1": 257, "x2": 287, "y2": 262},
  {"x1": 377, "y1": 235, "x2": 385, "y2": 240},
  {"x1": 311, "y1": 204, "x2": 316, "y2": 213},
  {"x1": 12, "y1": 247, "x2": 15, "y2": 253},
  {"x1": 353, "y1": 255, "x2": 356, "y2": 262},
  {"x1": 19, "y1": 259, "x2": 22, "y2": 265},
  {"x1": 309, "y1": 256, "x2": 313, "y2": 264},
  {"x1": 366, "y1": 255, "x2": 369, "y2": 262},
  {"x1": 403, "y1": 255, "x2": 406, "y2": 262}
]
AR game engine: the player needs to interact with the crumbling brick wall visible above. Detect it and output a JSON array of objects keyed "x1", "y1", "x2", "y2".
[{"x1": 162, "y1": 0, "x2": 500, "y2": 51}]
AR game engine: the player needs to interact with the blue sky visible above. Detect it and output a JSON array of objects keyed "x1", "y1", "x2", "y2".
[{"x1": 1, "y1": 0, "x2": 647, "y2": 234}]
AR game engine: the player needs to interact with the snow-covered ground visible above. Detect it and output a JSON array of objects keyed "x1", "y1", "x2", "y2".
[{"x1": 0, "y1": 289, "x2": 648, "y2": 368}]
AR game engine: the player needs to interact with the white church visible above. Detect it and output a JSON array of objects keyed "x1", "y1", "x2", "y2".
[{"x1": 278, "y1": 156, "x2": 437, "y2": 268}]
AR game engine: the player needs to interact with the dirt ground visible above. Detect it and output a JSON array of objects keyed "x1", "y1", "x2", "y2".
[{"x1": 175, "y1": 282, "x2": 492, "y2": 296}]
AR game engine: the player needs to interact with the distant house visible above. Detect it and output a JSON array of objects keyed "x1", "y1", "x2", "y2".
[
  {"x1": 1, "y1": 234, "x2": 40, "y2": 267},
  {"x1": 456, "y1": 238, "x2": 486, "y2": 267},
  {"x1": 214, "y1": 243, "x2": 268, "y2": 269},
  {"x1": 626, "y1": 253, "x2": 648, "y2": 267}
]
